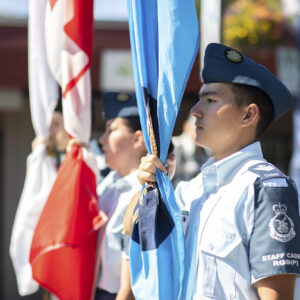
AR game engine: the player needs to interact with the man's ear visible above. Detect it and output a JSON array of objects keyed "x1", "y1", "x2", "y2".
[
  {"x1": 242, "y1": 103, "x2": 259, "y2": 126},
  {"x1": 133, "y1": 130, "x2": 145, "y2": 149}
]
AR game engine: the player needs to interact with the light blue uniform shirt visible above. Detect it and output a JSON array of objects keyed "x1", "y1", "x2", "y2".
[
  {"x1": 175, "y1": 142, "x2": 300, "y2": 300},
  {"x1": 96, "y1": 170, "x2": 141, "y2": 293}
]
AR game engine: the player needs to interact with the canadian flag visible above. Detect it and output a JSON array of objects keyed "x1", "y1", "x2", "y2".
[{"x1": 29, "y1": 1, "x2": 107, "y2": 299}]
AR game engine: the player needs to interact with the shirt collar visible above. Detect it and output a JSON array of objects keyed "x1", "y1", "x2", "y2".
[
  {"x1": 201, "y1": 141, "x2": 264, "y2": 189},
  {"x1": 113, "y1": 170, "x2": 140, "y2": 191},
  {"x1": 122, "y1": 170, "x2": 140, "y2": 187}
]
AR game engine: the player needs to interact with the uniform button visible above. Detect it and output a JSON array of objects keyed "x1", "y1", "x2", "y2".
[{"x1": 208, "y1": 243, "x2": 214, "y2": 250}]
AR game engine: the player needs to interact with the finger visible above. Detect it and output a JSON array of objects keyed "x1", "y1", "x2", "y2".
[
  {"x1": 77, "y1": 142, "x2": 90, "y2": 149},
  {"x1": 140, "y1": 155, "x2": 149, "y2": 165},
  {"x1": 137, "y1": 170, "x2": 157, "y2": 185},
  {"x1": 67, "y1": 139, "x2": 90, "y2": 153},
  {"x1": 165, "y1": 153, "x2": 176, "y2": 180},
  {"x1": 140, "y1": 161, "x2": 157, "y2": 174},
  {"x1": 66, "y1": 139, "x2": 76, "y2": 153},
  {"x1": 166, "y1": 153, "x2": 176, "y2": 166},
  {"x1": 146, "y1": 155, "x2": 167, "y2": 174}
]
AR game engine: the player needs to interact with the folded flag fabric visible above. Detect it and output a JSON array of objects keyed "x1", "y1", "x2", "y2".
[
  {"x1": 10, "y1": 144, "x2": 57, "y2": 296},
  {"x1": 127, "y1": 0, "x2": 199, "y2": 299},
  {"x1": 30, "y1": 145, "x2": 106, "y2": 299},
  {"x1": 9, "y1": 0, "x2": 58, "y2": 295}
]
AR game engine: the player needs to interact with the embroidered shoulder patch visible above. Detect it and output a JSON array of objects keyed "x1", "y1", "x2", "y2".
[
  {"x1": 249, "y1": 162, "x2": 285, "y2": 181},
  {"x1": 269, "y1": 202, "x2": 296, "y2": 242},
  {"x1": 249, "y1": 177, "x2": 300, "y2": 279}
]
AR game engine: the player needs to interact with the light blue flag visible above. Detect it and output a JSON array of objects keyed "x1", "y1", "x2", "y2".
[{"x1": 127, "y1": 0, "x2": 199, "y2": 299}]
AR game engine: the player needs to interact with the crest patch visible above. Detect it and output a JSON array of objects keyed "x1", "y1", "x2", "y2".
[
  {"x1": 269, "y1": 202, "x2": 296, "y2": 242},
  {"x1": 225, "y1": 49, "x2": 243, "y2": 63}
]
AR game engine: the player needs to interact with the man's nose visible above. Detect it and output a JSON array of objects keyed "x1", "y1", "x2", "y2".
[
  {"x1": 99, "y1": 132, "x2": 107, "y2": 146},
  {"x1": 190, "y1": 102, "x2": 203, "y2": 118}
]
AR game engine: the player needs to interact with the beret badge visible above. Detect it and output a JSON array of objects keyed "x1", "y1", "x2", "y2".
[
  {"x1": 116, "y1": 93, "x2": 130, "y2": 102},
  {"x1": 225, "y1": 49, "x2": 243, "y2": 63}
]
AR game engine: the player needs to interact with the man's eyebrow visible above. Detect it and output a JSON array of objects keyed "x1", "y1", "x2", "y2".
[
  {"x1": 105, "y1": 120, "x2": 113, "y2": 128},
  {"x1": 198, "y1": 91, "x2": 218, "y2": 98}
]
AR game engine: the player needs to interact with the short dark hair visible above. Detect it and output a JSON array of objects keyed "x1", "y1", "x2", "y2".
[
  {"x1": 123, "y1": 116, "x2": 142, "y2": 132},
  {"x1": 54, "y1": 98, "x2": 63, "y2": 113},
  {"x1": 231, "y1": 84, "x2": 274, "y2": 138}
]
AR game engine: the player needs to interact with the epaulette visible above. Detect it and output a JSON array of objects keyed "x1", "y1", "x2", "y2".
[
  {"x1": 248, "y1": 162, "x2": 288, "y2": 187},
  {"x1": 248, "y1": 162, "x2": 285, "y2": 180}
]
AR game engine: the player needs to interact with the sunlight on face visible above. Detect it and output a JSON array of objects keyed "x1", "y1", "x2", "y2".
[{"x1": 190, "y1": 83, "x2": 245, "y2": 158}]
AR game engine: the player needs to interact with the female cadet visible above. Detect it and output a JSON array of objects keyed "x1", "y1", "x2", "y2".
[{"x1": 95, "y1": 92, "x2": 146, "y2": 300}]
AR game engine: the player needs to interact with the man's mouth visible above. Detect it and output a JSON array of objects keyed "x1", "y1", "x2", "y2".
[{"x1": 195, "y1": 123, "x2": 203, "y2": 130}]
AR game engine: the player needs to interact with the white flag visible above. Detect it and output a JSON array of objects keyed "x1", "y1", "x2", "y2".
[
  {"x1": 10, "y1": 144, "x2": 57, "y2": 295},
  {"x1": 9, "y1": 0, "x2": 58, "y2": 295}
]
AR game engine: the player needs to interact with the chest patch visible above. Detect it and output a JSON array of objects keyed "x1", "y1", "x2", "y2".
[{"x1": 269, "y1": 202, "x2": 296, "y2": 243}]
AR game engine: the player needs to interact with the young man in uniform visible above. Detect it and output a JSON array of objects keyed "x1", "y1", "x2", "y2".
[{"x1": 125, "y1": 43, "x2": 300, "y2": 299}]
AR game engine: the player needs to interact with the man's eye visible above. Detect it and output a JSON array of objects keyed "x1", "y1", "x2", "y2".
[
  {"x1": 108, "y1": 127, "x2": 117, "y2": 133},
  {"x1": 105, "y1": 127, "x2": 112, "y2": 134},
  {"x1": 207, "y1": 98, "x2": 215, "y2": 103}
]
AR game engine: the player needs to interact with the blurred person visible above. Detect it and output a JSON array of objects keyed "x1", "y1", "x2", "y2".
[
  {"x1": 47, "y1": 99, "x2": 69, "y2": 168},
  {"x1": 89, "y1": 137, "x2": 111, "y2": 183},
  {"x1": 31, "y1": 99, "x2": 69, "y2": 169},
  {"x1": 172, "y1": 114, "x2": 210, "y2": 186},
  {"x1": 33, "y1": 100, "x2": 109, "y2": 175},
  {"x1": 95, "y1": 92, "x2": 147, "y2": 300}
]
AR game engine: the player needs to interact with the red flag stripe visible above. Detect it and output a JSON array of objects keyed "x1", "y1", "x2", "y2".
[
  {"x1": 62, "y1": 63, "x2": 89, "y2": 99},
  {"x1": 49, "y1": 0, "x2": 59, "y2": 10},
  {"x1": 63, "y1": 0, "x2": 94, "y2": 61}
]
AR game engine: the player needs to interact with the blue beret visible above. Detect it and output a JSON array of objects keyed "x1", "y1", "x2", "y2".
[
  {"x1": 201, "y1": 43, "x2": 293, "y2": 121},
  {"x1": 101, "y1": 92, "x2": 139, "y2": 120}
]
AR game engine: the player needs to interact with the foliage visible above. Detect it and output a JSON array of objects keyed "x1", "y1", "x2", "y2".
[{"x1": 223, "y1": 0, "x2": 294, "y2": 48}]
